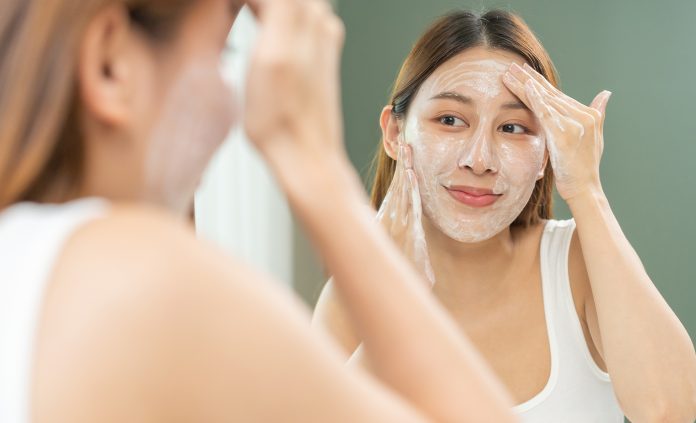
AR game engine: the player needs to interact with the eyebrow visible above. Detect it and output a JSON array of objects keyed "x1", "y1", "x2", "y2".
[
  {"x1": 429, "y1": 91, "x2": 473, "y2": 105},
  {"x1": 430, "y1": 91, "x2": 530, "y2": 112},
  {"x1": 501, "y1": 101, "x2": 530, "y2": 111}
]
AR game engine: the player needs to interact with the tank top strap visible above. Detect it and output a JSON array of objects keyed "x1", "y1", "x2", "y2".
[
  {"x1": 540, "y1": 218, "x2": 611, "y2": 381},
  {"x1": 516, "y1": 219, "x2": 623, "y2": 420},
  {"x1": 539, "y1": 219, "x2": 576, "y2": 311},
  {"x1": 0, "y1": 198, "x2": 108, "y2": 423}
]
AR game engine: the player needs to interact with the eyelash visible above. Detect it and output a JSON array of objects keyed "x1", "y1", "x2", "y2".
[
  {"x1": 437, "y1": 115, "x2": 531, "y2": 135},
  {"x1": 437, "y1": 115, "x2": 467, "y2": 127},
  {"x1": 500, "y1": 123, "x2": 531, "y2": 135}
]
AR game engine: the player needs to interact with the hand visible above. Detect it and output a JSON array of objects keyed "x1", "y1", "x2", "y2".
[
  {"x1": 244, "y1": 0, "x2": 346, "y2": 168},
  {"x1": 376, "y1": 143, "x2": 435, "y2": 285},
  {"x1": 503, "y1": 62, "x2": 612, "y2": 202}
]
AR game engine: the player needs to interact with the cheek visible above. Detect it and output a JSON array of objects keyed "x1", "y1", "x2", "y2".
[
  {"x1": 410, "y1": 137, "x2": 456, "y2": 190},
  {"x1": 408, "y1": 126, "x2": 460, "y2": 172},
  {"x1": 498, "y1": 139, "x2": 545, "y2": 180}
]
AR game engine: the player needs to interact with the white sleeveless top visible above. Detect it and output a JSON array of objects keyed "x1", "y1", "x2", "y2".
[
  {"x1": 0, "y1": 198, "x2": 107, "y2": 423},
  {"x1": 512, "y1": 219, "x2": 624, "y2": 422}
]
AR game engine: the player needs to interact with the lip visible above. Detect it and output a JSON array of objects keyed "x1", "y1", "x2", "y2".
[{"x1": 445, "y1": 185, "x2": 502, "y2": 207}]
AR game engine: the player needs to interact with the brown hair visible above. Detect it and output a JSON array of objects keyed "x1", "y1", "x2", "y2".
[
  {"x1": 0, "y1": 0, "x2": 194, "y2": 209},
  {"x1": 370, "y1": 9, "x2": 558, "y2": 227}
]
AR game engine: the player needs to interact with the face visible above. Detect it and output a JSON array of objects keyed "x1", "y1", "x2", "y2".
[
  {"x1": 138, "y1": 0, "x2": 241, "y2": 213},
  {"x1": 401, "y1": 47, "x2": 546, "y2": 243}
]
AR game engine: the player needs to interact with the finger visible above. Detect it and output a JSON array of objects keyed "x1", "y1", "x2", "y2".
[
  {"x1": 590, "y1": 90, "x2": 612, "y2": 116},
  {"x1": 376, "y1": 144, "x2": 405, "y2": 224},
  {"x1": 404, "y1": 168, "x2": 434, "y2": 285},
  {"x1": 391, "y1": 143, "x2": 406, "y2": 201},
  {"x1": 305, "y1": 0, "x2": 332, "y2": 36},
  {"x1": 591, "y1": 90, "x2": 612, "y2": 132},
  {"x1": 502, "y1": 71, "x2": 533, "y2": 111},
  {"x1": 402, "y1": 142, "x2": 414, "y2": 170},
  {"x1": 412, "y1": 229, "x2": 435, "y2": 285},
  {"x1": 527, "y1": 79, "x2": 603, "y2": 139},
  {"x1": 252, "y1": 0, "x2": 302, "y2": 59},
  {"x1": 533, "y1": 79, "x2": 597, "y2": 128},
  {"x1": 504, "y1": 70, "x2": 572, "y2": 117},
  {"x1": 517, "y1": 63, "x2": 586, "y2": 110},
  {"x1": 525, "y1": 79, "x2": 567, "y2": 133},
  {"x1": 393, "y1": 144, "x2": 410, "y2": 229},
  {"x1": 406, "y1": 169, "x2": 421, "y2": 218},
  {"x1": 528, "y1": 79, "x2": 574, "y2": 115},
  {"x1": 413, "y1": 242, "x2": 435, "y2": 286}
]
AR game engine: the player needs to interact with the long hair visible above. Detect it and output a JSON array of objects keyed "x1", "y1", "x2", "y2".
[
  {"x1": 370, "y1": 9, "x2": 558, "y2": 227},
  {"x1": 0, "y1": 0, "x2": 194, "y2": 209}
]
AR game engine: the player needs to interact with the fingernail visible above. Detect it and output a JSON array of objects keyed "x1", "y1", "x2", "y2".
[
  {"x1": 510, "y1": 62, "x2": 523, "y2": 73},
  {"x1": 503, "y1": 72, "x2": 516, "y2": 84},
  {"x1": 600, "y1": 91, "x2": 613, "y2": 112}
]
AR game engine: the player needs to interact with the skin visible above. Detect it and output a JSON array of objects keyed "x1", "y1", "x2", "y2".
[
  {"x1": 23, "y1": 0, "x2": 519, "y2": 422},
  {"x1": 314, "y1": 47, "x2": 696, "y2": 421}
]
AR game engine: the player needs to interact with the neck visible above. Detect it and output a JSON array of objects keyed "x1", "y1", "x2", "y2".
[
  {"x1": 78, "y1": 131, "x2": 192, "y2": 218},
  {"x1": 423, "y1": 214, "x2": 519, "y2": 304}
]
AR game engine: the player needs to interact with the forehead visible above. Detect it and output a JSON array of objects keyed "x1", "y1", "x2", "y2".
[{"x1": 422, "y1": 47, "x2": 526, "y2": 91}]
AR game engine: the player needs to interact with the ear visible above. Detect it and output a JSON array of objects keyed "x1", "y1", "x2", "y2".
[
  {"x1": 380, "y1": 105, "x2": 402, "y2": 160},
  {"x1": 77, "y1": 4, "x2": 139, "y2": 128}
]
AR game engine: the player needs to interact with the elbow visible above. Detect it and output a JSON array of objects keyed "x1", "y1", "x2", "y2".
[
  {"x1": 623, "y1": 364, "x2": 696, "y2": 423},
  {"x1": 627, "y1": 397, "x2": 696, "y2": 423}
]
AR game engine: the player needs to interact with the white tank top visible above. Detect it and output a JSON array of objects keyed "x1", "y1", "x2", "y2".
[
  {"x1": 0, "y1": 198, "x2": 107, "y2": 423},
  {"x1": 512, "y1": 219, "x2": 624, "y2": 422}
]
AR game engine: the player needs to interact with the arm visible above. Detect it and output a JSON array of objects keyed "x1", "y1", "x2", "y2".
[
  {"x1": 312, "y1": 142, "x2": 435, "y2": 360},
  {"x1": 569, "y1": 189, "x2": 696, "y2": 422},
  {"x1": 277, "y1": 154, "x2": 515, "y2": 423},
  {"x1": 242, "y1": 0, "x2": 517, "y2": 421},
  {"x1": 504, "y1": 62, "x2": 696, "y2": 422}
]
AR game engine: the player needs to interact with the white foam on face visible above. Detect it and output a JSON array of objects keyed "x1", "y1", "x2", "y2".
[
  {"x1": 403, "y1": 57, "x2": 546, "y2": 243},
  {"x1": 144, "y1": 62, "x2": 236, "y2": 213},
  {"x1": 425, "y1": 59, "x2": 509, "y2": 100}
]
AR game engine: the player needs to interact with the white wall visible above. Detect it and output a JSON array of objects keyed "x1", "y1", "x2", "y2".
[{"x1": 194, "y1": 7, "x2": 293, "y2": 285}]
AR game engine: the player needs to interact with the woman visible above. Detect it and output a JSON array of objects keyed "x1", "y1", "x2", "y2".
[
  {"x1": 0, "y1": 0, "x2": 520, "y2": 422},
  {"x1": 314, "y1": 9, "x2": 696, "y2": 422}
]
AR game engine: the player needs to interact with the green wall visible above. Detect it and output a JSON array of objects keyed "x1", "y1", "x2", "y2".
[{"x1": 337, "y1": 0, "x2": 696, "y2": 341}]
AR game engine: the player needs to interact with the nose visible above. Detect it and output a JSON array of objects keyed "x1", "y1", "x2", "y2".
[{"x1": 457, "y1": 129, "x2": 500, "y2": 175}]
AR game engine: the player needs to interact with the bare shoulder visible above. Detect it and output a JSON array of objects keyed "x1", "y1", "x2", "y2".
[
  {"x1": 31, "y1": 204, "x2": 307, "y2": 421},
  {"x1": 31, "y1": 205, "x2": 422, "y2": 423}
]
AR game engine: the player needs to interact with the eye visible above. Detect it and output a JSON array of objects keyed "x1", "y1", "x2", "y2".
[
  {"x1": 500, "y1": 123, "x2": 528, "y2": 134},
  {"x1": 438, "y1": 115, "x2": 467, "y2": 127}
]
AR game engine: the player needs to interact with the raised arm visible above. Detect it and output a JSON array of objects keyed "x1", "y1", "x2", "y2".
[
  {"x1": 242, "y1": 0, "x2": 517, "y2": 421},
  {"x1": 504, "y1": 62, "x2": 696, "y2": 422}
]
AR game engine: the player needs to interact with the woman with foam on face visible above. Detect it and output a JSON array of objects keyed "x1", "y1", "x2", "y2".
[
  {"x1": 0, "y1": 0, "x2": 523, "y2": 422},
  {"x1": 314, "y1": 10, "x2": 696, "y2": 422}
]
